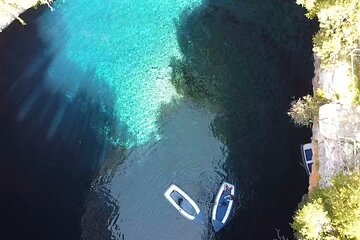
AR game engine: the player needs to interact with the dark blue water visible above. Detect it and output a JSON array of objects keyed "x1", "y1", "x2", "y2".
[{"x1": 0, "y1": 1, "x2": 315, "y2": 239}]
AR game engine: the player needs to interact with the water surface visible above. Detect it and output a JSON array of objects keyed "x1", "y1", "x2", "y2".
[{"x1": 0, "y1": 0, "x2": 315, "y2": 239}]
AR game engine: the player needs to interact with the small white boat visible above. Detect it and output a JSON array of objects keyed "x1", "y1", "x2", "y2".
[
  {"x1": 212, "y1": 182, "x2": 235, "y2": 232},
  {"x1": 164, "y1": 183, "x2": 204, "y2": 223},
  {"x1": 301, "y1": 143, "x2": 313, "y2": 176}
]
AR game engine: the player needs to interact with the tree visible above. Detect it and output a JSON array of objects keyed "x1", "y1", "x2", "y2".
[
  {"x1": 292, "y1": 173, "x2": 360, "y2": 239},
  {"x1": 292, "y1": 198, "x2": 332, "y2": 240},
  {"x1": 296, "y1": 0, "x2": 360, "y2": 67},
  {"x1": 288, "y1": 90, "x2": 329, "y2": 127}
]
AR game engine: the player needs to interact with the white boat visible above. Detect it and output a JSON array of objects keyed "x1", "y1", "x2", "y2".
[
  {"x1": 211, "y1": 182, "x2": 235, "y2": 232},
  {"x1": 301, "y1": 143, "x2": 313, "y2": 176},
  {"x1": 164, "y1": 183, "x2": 204, "y2": 222}
]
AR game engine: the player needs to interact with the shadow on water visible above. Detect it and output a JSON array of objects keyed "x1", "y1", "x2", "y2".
[
  {"x1": 0, "y1": 1, "x2": 317, "y2": 239},
  {"x1": 171, "y1": 0, "x2": 317, "y2": 239},
  {"x1": 0, "y1": 7, "x2": 130, "y2": 240}
]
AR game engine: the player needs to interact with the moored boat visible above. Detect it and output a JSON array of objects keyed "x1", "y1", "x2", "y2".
[
  {"x1": 164, "y1": 183, "x2": 205, "y2": 224},
  {"x1": 301, "y1": 143, "x2": 313, "y2": 176},
  {"x1": 211, "y1": 182, "x2": 235, "y2": 232}
]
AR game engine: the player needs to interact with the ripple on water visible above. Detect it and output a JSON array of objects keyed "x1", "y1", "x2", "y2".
[{"x1": 100, "y1": 101, "x2": 228, "y2": 240}]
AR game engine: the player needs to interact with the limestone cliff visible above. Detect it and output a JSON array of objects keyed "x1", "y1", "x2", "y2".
[
  {"x1": 310, "y1": 55, "x2": 360, "y2": 190},
  {"x1": 0, "y1": 0, "x2": 51, "y2": 32}
]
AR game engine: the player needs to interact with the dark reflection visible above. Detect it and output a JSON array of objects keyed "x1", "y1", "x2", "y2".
[
  {"x1": 172, "y1": 0, "x2": 316, "y2": 239},
  {"x1": 81, "y1": 186, "x2": 119, "y2": 240},
  {"x1": 0, "y1": 7, "x2": 130, "y2": 240},
  {"x1": 0, "y1": 0, "x2": 318, "y2": 239}
]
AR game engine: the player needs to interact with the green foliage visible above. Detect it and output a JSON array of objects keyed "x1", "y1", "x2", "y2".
[
  {"x1": 35, "y1": 0, "x2": 52, "y2": 9},
  {"x1": 287, "y1": 91, "x2": 329, "y2": 127},
  {"x1": 292, "y1": 173, "x2": 360, "y2": 239},
  {"x1": 288, "y1": 95, "x2": 316, "y2": 127},
  {"x1": 296, "y1": 0, "x2": 360, "y2": 67},
  {"x1": 323, "y1": 174, "x2": 360, "y2": 239},
  {"x1": 353, "y1": 78, "x2": 360, "y2": 105},
  {"x1": 353, "y1": 57, "x2": 360, "y2": 105},
  {"x1": 292, "y1": 198, "x2": 332, "y2": 240}
]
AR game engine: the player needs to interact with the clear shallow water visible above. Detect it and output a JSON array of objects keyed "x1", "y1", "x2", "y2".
[
  {"x1": 38, "y1": 0, "x2": 201, "y2": 147},
  {"x1": 0, "y1": 0, "x2": 316, "y2": 239}
]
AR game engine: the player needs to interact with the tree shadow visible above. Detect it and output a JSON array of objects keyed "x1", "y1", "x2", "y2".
[
  {"x1": 0, "y1": 6, "x2": 131, "y2": 240},
  {"x1": 171, "y1": 1, "x2": 316, "y2": 239}
]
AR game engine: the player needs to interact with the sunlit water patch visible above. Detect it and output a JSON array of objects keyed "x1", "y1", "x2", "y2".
[{"x1": 37, "y1": 0, "x2": 201, "y2": 147}]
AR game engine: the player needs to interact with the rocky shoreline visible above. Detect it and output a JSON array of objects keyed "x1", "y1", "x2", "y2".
[
  {"x1": 0, "y1": 0, "x2": 51, "y2": 32},
  {"x1": 309, "y1": 54, "x2": 360, "y2": 191}
]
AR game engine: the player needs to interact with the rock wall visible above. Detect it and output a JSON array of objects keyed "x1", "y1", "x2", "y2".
[
  {"x1": 311, "y1": 56, "x2": 360, "y2": 188},
  {"x1": 0, "y1": 0, "x2": 44, "y2": 32}
]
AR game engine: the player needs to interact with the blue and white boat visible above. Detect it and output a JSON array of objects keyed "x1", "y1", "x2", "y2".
[
  {"x1": 301, "y1": 143, "x2": 313, "y2": 176},
  {"x1": 212, "y1": 182, "x2": 235, "y2": 232},
  {"x1": 164, "y1": 184, "x2": 205, "y2": 224}
]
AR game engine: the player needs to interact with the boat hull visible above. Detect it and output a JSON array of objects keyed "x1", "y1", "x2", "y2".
[
  {"x1": 164, "y1": 183, "x2": 203, "y2": 223},
  {"x1": 211, "y1": 182, "x2": 235, "y2": 232},
  {"x1": 301, "y1": 143, "x2": 313, "y2": 176}
]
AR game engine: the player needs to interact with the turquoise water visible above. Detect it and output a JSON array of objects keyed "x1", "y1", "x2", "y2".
[
  {"x1": 40, "y1": 0, "x2": 201, "y2": 147},
  {"x1": 0, "y1": 0, "x2": 317, "y2": 239}
]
